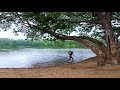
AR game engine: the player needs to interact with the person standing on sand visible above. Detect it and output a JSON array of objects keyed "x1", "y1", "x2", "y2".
[{"x1": 68, "y1": 51, "x2": 74, "y2": 63}]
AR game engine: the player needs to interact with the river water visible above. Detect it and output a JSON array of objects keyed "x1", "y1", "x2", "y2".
[{"x1": 0, "y1": 48, "x2": 96, "y2": 68}]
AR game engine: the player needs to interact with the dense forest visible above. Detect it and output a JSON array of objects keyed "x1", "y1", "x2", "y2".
[{"x1": 0, "y1": 38, "x2": 87, "y2": 49}]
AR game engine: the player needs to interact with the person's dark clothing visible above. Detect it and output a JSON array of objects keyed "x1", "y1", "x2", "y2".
[{"x1": 68, "y1": 51, "x2": 74, "y2": 62}]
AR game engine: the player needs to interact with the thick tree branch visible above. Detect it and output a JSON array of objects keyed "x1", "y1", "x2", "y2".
[
  {"x1": 27, "y1": 23, "x2": 66, "y2": 40},
  {"x1": 61, "y1": 35, "x2": 107, "y2": 51},
  {"x1": 32, "y1": 24, "x2": 108, "y2": 53},
  {"x1": 27, "y1": 23, "x2": 107, "y2": 48},
  {"x1": 105, "y1": 12, "x2": 112, "y2": 21},
  {"x1": 26, "y1": 22, "x2": 107, "y2": 55},
  {"x1": 23, "y1": 23, "x2": 108, "y2": 62},
  {"x1": 95, "y1": 12, "x2": 105, "y2": 19}
]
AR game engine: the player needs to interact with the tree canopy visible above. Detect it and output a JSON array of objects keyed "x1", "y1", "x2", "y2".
[
  {"x1": 1, "y1": 12, "x2": 120, "y2": 65},
  {"x1": 0, "y1": 12, "x2": 120, "y2": 40}
]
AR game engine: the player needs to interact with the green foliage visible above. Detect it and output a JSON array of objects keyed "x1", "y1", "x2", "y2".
[
  {"x1": 0, "y1": 12, "x2": 120, "y2": 42},
  {"x1": 0, "y1": 12, "x2": 99, "y2": 39},
  {"x1": 0, "y1": 38, "x2": 87, "y2": 49}
]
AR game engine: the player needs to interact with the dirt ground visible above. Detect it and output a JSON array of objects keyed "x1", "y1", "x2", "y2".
[{"x1": 1, "y1": 56, "x2": 120, "y2": 78}]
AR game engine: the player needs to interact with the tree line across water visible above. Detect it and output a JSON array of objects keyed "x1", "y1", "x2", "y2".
[{"x1": 0, "y1": 38, "x2": 87, "y2": 49}]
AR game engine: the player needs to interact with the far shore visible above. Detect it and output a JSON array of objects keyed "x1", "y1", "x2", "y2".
[{"x1": 0, "y1": 56, "x2": 120, "y2": 78}]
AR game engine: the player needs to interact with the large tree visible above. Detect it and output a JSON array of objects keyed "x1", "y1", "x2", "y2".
[{"x1": 0, "y1": 12, "x2": 120, "y2": 65}]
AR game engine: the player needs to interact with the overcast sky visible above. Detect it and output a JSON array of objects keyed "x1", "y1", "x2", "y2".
[
  {"x1": 0, "y1": 29, "x2": 26, "y2": 40},
  {"x1": 0, "y1": 26, "x2": 96, "y2": 40},
  {"x1": 0, "y1": 26, "x2": 81, "y2": 40}
]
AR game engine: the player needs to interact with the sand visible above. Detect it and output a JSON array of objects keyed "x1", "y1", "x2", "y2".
[{"x1": 1, "y1": 56, "x2": 120, "y2": 78}]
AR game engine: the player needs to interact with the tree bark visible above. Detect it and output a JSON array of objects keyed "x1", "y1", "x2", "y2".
[
  {"x1": 74, "y1": 38, "x2": 107, "y2": 65},
  {"x1": 101, "y1": 13, "x2": 120, "y2": 65}
]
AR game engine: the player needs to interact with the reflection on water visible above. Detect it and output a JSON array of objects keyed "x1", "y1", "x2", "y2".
[{"x1": 0, "y1": 48, "x2": 96, "y2": 68}]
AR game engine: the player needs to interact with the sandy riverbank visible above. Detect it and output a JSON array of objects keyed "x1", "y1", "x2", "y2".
[{"x1": 0, "y1": 56, "x2": 120, "y2": 78}]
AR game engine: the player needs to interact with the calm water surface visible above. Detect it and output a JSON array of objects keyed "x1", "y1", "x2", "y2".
[{"x1": 0, "y1": 48, "x2": 96, "y2": 68}]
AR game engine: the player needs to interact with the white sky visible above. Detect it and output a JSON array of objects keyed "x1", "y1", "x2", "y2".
[
  {"x1": 0, "y1": 26, "x2": 80, "y2": 40},
  {"x1": 0, "y1": 29, "x2": 26, "y2": 40},
  {"x1": 0, "y1": 29, "x2": 78, "y2": 40},
  {"x1": 0, "y1": 26, "x2": 115, "y2": 40},
  {"x1": 0, "y1": 29, "x2": 88, "y2": 40}
]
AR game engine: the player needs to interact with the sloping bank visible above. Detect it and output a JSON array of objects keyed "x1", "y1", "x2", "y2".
[{"x1": 0, "y1": 56, "x2": 120, "y2": 78}]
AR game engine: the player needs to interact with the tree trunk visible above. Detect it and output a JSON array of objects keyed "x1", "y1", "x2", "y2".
[
  {"x1": 94, "y1": 12, "x2": 120, "y2": 65},
  {"x1": 102, "y1": 20, "x2": 120, "y2": 65},
  {"x1": 75, "y1": 39, "x2": 107, "y2": 65},
  {"x1": 79, "y1": 36, "x2": 108, "y2": 65}
]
